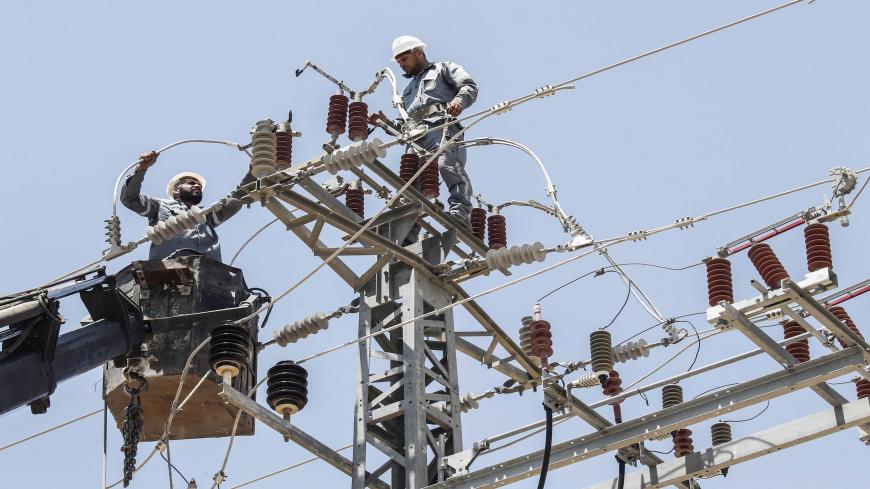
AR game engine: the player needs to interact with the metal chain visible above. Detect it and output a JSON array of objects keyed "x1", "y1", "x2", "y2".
[{"x1": 121, "y1": 369, "x2": 148, "y2": 487}]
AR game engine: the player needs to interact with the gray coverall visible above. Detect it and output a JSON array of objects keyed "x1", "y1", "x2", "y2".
[
  {"x1": 402, "y1": 61, "x2": 478, "y2": 220},
  {"x1": 121, "y1": 169, "x2": 253, "y2": 262}
]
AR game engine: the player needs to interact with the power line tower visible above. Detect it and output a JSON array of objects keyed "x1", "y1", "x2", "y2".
[{"x1": 353, "y1": 218, "x2": 464, "y2": 488}]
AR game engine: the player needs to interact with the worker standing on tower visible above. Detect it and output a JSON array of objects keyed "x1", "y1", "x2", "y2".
[
  {"x1": 392, "y1": 35, "x2": 478, "y2": 226},
  {"x1": 120, "y1": 151, "x2": 254, "y2": 262}
]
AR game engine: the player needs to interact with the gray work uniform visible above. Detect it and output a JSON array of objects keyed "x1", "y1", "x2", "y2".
[
  {"x1": 121, "y1": 169, "x2": 252, "y2": 262},
  {"x1": 402, "y1": 61, "x2": 478, "y2": 220}
]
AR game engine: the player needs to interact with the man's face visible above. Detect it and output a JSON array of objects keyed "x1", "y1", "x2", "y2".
[
  {"x1": 175, "y1": 177, "x2": 203, "y2": 205},
  {"x1": 395, "y1": 49, "x2": 425, "y2": 76}
]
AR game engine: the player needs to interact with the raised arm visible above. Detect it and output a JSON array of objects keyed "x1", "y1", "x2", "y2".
[{"x1": 120, "y1": 151, "x2": 160, "y2": 223}]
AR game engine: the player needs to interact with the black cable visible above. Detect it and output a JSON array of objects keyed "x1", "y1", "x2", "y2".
[
  {"x1": 537, "y1": 403, "x2": 553, "y2": 489},
  {"x1": 675, "y1": 319, "x2": 702, "y2": 371},
  {"x1": 246, "y1": 287, "x2": 273, "y2": 330},
  {"x1": 159, "y1": 450, "x2": 189, "y2": 485},
  {"x1": 536, "y1": 270, "x2": 597, "y2": 302},
  {"x1": 535, "y1": 261, "x2": 701, "y2": 303},
  {"x1": 722, "y1": 400, "x2": 770, "y2": 423},
  {"x1": 613, "y1": 312, "x2": 705, "y2": 348},
  {"x1": 601, "y1": 271, "x2": 632, "y2": 330},
  {"x1": 617, "y1": 455, "x2": 626, "y2": 489}
]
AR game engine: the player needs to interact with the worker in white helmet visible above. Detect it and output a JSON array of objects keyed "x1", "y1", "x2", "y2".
[
  {"x1": 120, "y1": 151, "x2": 254, "y2": 261},
  {"x1": 390, "y1": 35, "x2": 478, "y2": 226}
]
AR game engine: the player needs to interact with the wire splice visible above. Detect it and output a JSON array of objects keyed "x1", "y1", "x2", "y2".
[
  {"x1": 485, "y1": 242, "x2": 547, "y2": 271},
  {"x1": 748, "y1": 243, "x2": 789, "y2": 289}
]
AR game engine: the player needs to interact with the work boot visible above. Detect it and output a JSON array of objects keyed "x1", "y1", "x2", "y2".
[{"x1": 449, "y1": 211, "x2": 471, "y2": 231}]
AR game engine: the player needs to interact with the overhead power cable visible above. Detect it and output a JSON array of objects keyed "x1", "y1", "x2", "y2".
[
  {"x1": 0, "y1": 408, "x2": 101, "y2": 452},
  {"x1": 227, "y1": 445, "x2": 353, "y2": 489}
]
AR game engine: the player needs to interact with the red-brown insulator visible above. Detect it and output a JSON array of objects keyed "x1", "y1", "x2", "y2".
[
  {"x1": 419, "y1": 159, "x2": 440, "y2": 198},
  {"x1": 827, "y1": 306, "x2": 864, "y2": 348},
  {"x1": 326, "y1": 94, "x2": 348, "y2": 136},
  {"x1": 470, "y1": 208, "x2": 487, "y2": 241},
  {"x1": 602, "y1": 370, "x2": 624, "y2": 397},
  {"x1": 487, "y1": 214, "x2": 507, "y2": 249},
  {"x1": 347, "y1": 101, "x2": 369, "y2": 142},
  {"x1": 857, "y1": 379, "x2": 870, "y2": 399},
  {"x1": 276, "y1": 131, "x2": 292, "y2": 171},
  {"x1": 345, "y1": 187, "x2": 365, "y2": 218},
  {"x1": 672, "y1": 428, "x2": 695, "y2": 457},
  {"x1": 705, "y1": 258, "x2": 734, "y2": 306},
  {"x1": 528, "y1": 319, "x2": 553, "y2": 367},
  {"x1": 747, "y1": 243, "x2": 789, "y2": 289},
  {"x1": 783, "y1": 321, "x2": 810, "y2": 363},
  {"x1": 399, "y1": 153, "x2": 420, "y2": 185},
  {"x1": 804, "y1": 223, "x2": 833, "y2": 272}
]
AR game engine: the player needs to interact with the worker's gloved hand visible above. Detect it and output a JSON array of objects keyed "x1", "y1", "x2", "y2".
[
  {"x1": 137, "y1": 151, "x2": 158, "y2": 170},
  {"x1": 447, "y1": 100, "x2": 463, "y2": 117}
]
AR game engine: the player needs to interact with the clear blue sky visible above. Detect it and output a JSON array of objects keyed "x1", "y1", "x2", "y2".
[{"x1": 1, "y1": 1, "x2": 868, "y2": 488}]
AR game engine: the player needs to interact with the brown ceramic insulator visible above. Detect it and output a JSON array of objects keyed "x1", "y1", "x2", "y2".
[
  {"x1": 673, "y1": 429, "x2": 695, "y2": 457},
  {"x1": 857, "y1": 379, "x2": 870, "y2": 399},
  {"x1": 711, "y1": 422, "x2": 732, "y2": 446},
  {"x1": 518, "y1": 316, "x2": 539, "y2": 365},
  {"x1": 602, "y1": 370, "x2": 624, "y2": 397},
  {"x1": 419, "y1": 159, "x2": 440, "y2": 198},
  {"x1": 528, "y1": 319, "x2": 553, "y2": 367},
  {"x1": 661, "y1": 384, "x2": 684, "y2": 409},
  {"x1": 470, "y1": 208, "x2": 487, "y2": 241},
  {"x1": 326, "y1": 94, "x2": 348, "y2": 136},
  {"x1": 487, "y1": 214, "x2": 507, "y2": 249},
  {"x1": 399, "y1": 153, "x2": 420, "y2": 185},
  {"x1": 747, "y1": 243, "x2": 790, "y2": 289},
  {"x1": 783, "y1": 321, "x2": 810, "y2": 363},
  {"x1": 275, "y1": 131, "x2": 292, "y2": 170},
  {"x1": 347, "y1": 101, "x2": 369, "y2": 141},
  {"x1": 804, "y1": 223, "x2": 833, "y2": 272},
  {"x1": 345, "y1": 188, "x2": 364, "y2": 218},
  {"x1": 705, "y1": 258, "x2": 734, "y2": 306},
  {"x1": 589, "y1": 330, "x2": 614, "y2": 379},
  {"x1": 828, "y1": 306, "x2": 864, "y2": 348}
]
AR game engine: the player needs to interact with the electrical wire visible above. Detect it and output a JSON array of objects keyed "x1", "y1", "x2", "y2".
[
  {"x1": 600, "y1": 250, "x2": 666, "y2": 322},
  {"x1": 847, "y1": 173, "x2": 870, "y2": 210},
  {"x1": 227, "y1": 445, "x2": 353, "y2": 489},
  {"x1": 622, "y1": 330, "x2": 723, "y2": 391},
  {"x1": 722, "y1": 400, "x2": 770, "y2": 423},
  {"x1": 677, "y1": 319, "x2": 702, "y2": 371},
  {"x1": 536, "y1": 404, "x2": 554, "y2": 489},
  {"x1": 0, "y1": 408, "x2": 101, "y2": 453},
  {"x1": 210, "y1": 377, "x2": 269, "y2": 489},
  {"x1": 613, "y1": 313, "x2": 706, "y2": 349},
  {"x1": 229, "y1": 218, "x2": 280, "y2": 267},
  {"x1": 160, "y1": 449, "x2": 190, "y2": 485},
  {"x1": 536, "y1": 261, "x2": 702, "y2": 303},
  {"x1": 601, "y1": 271, "x2": 632, "y2": 330}
]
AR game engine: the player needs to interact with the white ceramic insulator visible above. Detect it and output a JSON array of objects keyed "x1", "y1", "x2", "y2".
[
  {"x1": 459, "y1": 392, "x2": 480, "y2": 413},
  {"x1": 251, "y1": 120, "x2": 277, "y2": 178},
  {"x1": 322, "y1": 138, "x2": 386, "y2": 175},
  {"x1": 612, "y1": 339, "x2": 651, "y2": 364},
  {"x1": 273, "y1": 312, "x2": 329, "y2": 347},
  {"x1": 570, "y1": 372, "x2": 601, "y2": 389},
  {"x1": 485, "y1": 242, "x2": 546, "y2": 271},
  {"x1": 146, "y1": 205, "x2": 206, "y2": 245}
]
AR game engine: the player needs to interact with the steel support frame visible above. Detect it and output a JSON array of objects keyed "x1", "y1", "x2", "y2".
[
  {"x1": 583, "y1": 398, "x2": 870, "y2": 489},
  {"x1": 354, "y1": 236, "x2": 464, "y2": 489},
  {"x1": 423, "y1": 347, "x2": 867, "y2": 489}
]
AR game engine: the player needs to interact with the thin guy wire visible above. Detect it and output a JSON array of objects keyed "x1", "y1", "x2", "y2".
[
  {"x1": 0, "y1": 408, "x2": 101, "y2": 452},
  {"x1": 227, "y1": 445, "x2": 353, "y2": 489}
]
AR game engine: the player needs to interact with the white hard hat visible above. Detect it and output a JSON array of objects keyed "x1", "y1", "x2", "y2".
[
  {"x1": 391, "y1": 35, "x2": 426, "y2": 59},
  {"x1": 167, "y1": 172, "x2": 206, "y2": 198}
]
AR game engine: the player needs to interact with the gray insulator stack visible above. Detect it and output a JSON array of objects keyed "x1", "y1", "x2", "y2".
[
  {"x1": 458, "y1": 392, "x2": 480, "y2": 413},
  {"x1": 322, "y1": 138, "x2": 386, "y2": 175},
  {"x1": 662, "y1": 384, "x2": 684, "y2": 408},
  {"x1": 518, "y1": 316, "x2": 541, "y2": 366},
  {"x1": 146, "y1": 206, "x2": 207, "y2": 245},
  {"x1": 589, "y1": 330, "x2": 614, "y2": 382},
  {"x1": 485, "y1": 242, "x2": 547, "y2": 271},
  {"x1": 612, "y1": 339, "x2": 651, "y2": 364},
  {"x1": 251, "y1": 119, "x2": 278, "y2": 178},
  {"x1": 570, "y1": 372, "x2": 601, "y2": 389},
  {"x1": 273, "y1": 312, "x2": 329, "y2": 347}
]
